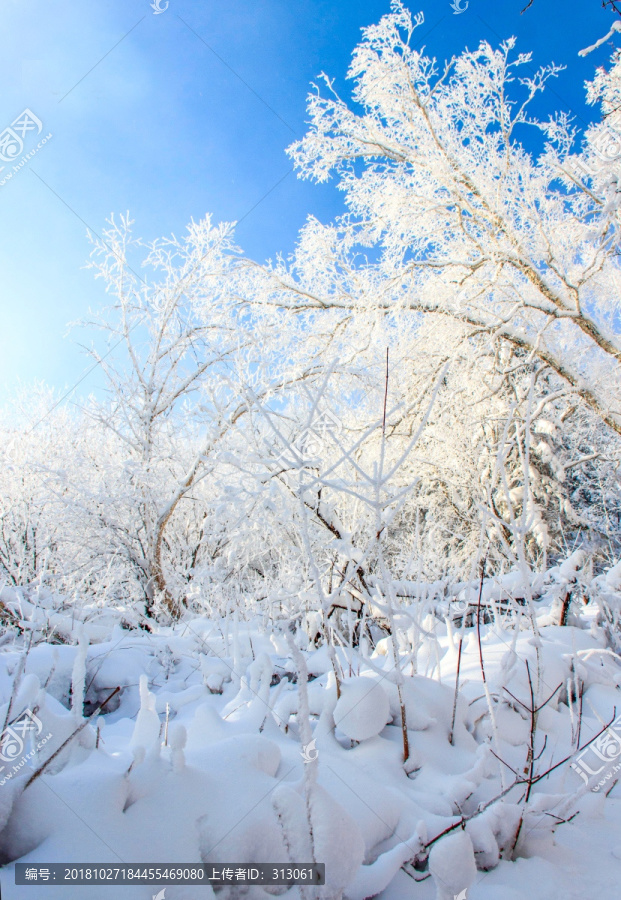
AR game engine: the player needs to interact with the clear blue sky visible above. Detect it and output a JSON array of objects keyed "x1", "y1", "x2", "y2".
[{"x1": 0, "y1": 0, "x2": 614, "y2": 404}]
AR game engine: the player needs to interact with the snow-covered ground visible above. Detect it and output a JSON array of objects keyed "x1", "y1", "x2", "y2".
[{"x1": 1, "y1": 570, "x2": 620, "y2": 900}]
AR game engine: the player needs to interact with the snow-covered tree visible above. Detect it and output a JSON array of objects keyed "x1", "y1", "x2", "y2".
[
  {"x1": 281, "y1": 1, "x2": 621, "y2": 439},
  {"x1": 58, "y1": 215, "x2": 352, "y2": 618},
  {"x1": 0, "y1": 388, "x2": 80, "y2": 593}
]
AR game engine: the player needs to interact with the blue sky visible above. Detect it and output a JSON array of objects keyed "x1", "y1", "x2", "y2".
[{"x1": 0, "y1": 0, "x2": 615, "y2": 404}]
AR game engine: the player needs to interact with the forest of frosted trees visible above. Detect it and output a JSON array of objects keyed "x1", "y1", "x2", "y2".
[{"x1": 2, "y1": 4, "x2": 621, "y2": 899}]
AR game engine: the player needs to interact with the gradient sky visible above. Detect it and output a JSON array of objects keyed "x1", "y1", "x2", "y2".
[{"x1": 0, "y1": 0, "x2": 615, "y2": 405}]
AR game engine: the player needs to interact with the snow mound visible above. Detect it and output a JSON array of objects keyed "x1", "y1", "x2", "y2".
[
  {"x1": 428, "y1": 830, "x2": 477, "y2": 900},
  {"x1": 333, "y1": 677, "x2": 390, "y2": 742}
]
